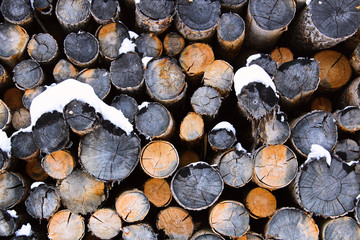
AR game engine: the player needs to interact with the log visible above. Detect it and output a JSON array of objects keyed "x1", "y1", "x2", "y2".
[
  {"x1": 0, "y1": 23, "x2": 29, "y2": 69},
  {"x1": 25, "y1": 183, "x2": 61, "y2": 220},
  {"x1": 0, "y1": 0, "x2": 33, "y2": 27},
  {"x1": 12, "y1": 107, "x2": 30, "y2": 130},
  {"x1": 295, "y1": 155, "x2": 360, "y2": 218},
  {"x1": 273, "y1": 58, "x2": 319, "y2": 107},
  {"x1": 111, "y1": 94, "x2": 138, "y2": 123},
  {"x1": 0, "y1": 171, "x2": 28, "y2": 209},
  {"x1": 27, "y1": 33, "x2": 59, "y2": 65},
  {"x1": 175, "y1": 0, "x2": 220, "y2": 41},
  {"x1": 245, "y1": 187, "x2": 277, "y2": 219},
  {"x1": 135, "y1": 102, "x2": 175, "y2": 140},
  {"x1": 22, "y1": 86, "x2": 45, "y2": 110},
  {"x1": 122, "y1": 223, "x2": 157, "y2": 240},
  {"x1": 32, "y1": 0, "x2": 53, "y2": 15},
  {"x1": 143, "y1": 178, "x2": 172, "y2": 208},
  {"x1": 135, "y1": 33, "x2": 163, "y2": 58},
  {"x1": 42, "y1": 150, "x2": 75, "y2": 180},
  {"x1": 0, "y1": 209, "x2": 18, "y2": 237},
  {"x1": 171, "y1": 162, "x2": 224, "y2": 211},
  {"x1": 220, "y1": 0, "x2": 247, "y2": 13},
  {"x1": 356, "y1": 198, "x2": 360, "y2": 225},
  {"x1": 246, "y1": 53, "x2": 278, "y2": 76},
  {"x1": 0, "y1": 147, "x2": 10, "y2": 173},
  {"x1": 321, "y1": 216, "x2": 360, "y2": 239},
  {"x1": 10, "y1": 131, "x2": 39, "y2": 160},
  {"x1": 79, "y1": 121, "x2": 141, "y2": 181},
  {"x1": 237, "y1": 232, "x2": 264, "y2": 240},
  {"x1": 350, "y1": 43, "x2": 360, "y2": 75},
  {"x1": 163, "y1": 32, "x2": 185, "y2": 57},
  {"x1": 109, "y1": 52, "x2": 144, "y2": 94},
  {"x1": 265, "y1": 207, "x2": 319, "y2": 240},
  {"x1": 32, "y1": 111, "x2": 70, "y2": 154},
  {"x1": 179, "y1": 150, "x2": 200, "y2": 168},
  {"x1": 342, "y1": 76, "x2": 360, "y2": 107},
  {"x1": 90, "y1": 0, "x2": 121, "y2": 25},
  {"x1": 314, "y1": 50, "x2": 352, "y2": 91},
  {"x1": 203, "y1": 60, "x2": 234, "y2": 98},
  {"x1": 64, "y1": 32, "x2": 99, "y2": 68},
  {"x1": 209, "y1": 200, "x2": 250, "y2": 238},
  {"x1": 0, "y1": 99, "x2": 11, "y2": 130},
  {"x1": 12, "y1": 59, "x2": 44, "y2": 90},
  {"x1": 47, "y1": 209, "x2": 85, "y2": 240},
  {"x1": 179, "y1": 112, "x2": 204, "y2": 145},
  {"x1": 88, "y1": 208, "x2": 122, "y2": 239},
  {"x1": 135, "y1": 0, "x2": 175, "y2": 34},
  {"x1": 253, "y1": 144, "x2": 298, "y2": 190},
  {"x1": 25, "y1": 158, "x2": 48, "y2": 181},
  {"x1": 334, "y1": 139, "x2": 360, "y2": 163},
  {"x1": 208, "y1": 121, "x2": 237, "y2": 152},
  {"x1": 0, "y1": 64, "x2": 11, "y2": 89},
  {"x1": 270, "y1": 46, "x2": 294, "y2": 67},
  {"x1": 190, "y1": 230, "x2": 224, "y2": 240},
  {"x1": 333, "y1": 106, "x2": 360, "y2": 133},
  {"x1": 76, "y1": 68, "x2": 111, "y2": 100},
  {"x1": 290, "y1": 110, "x2": 337, "y2": 156},
  {"x1": 190, "y1": 86, "x2": 222, "y2": 119},
  {"x1": 115, "y1": 189, "x2": 150, "y2": 223},
  {"x1": 145, "y1": 57, "x2": 186, "y2": 106},
  {"x1": 140, "y1": 140, "x2": 179, "y2": 179},
  {"x1": 257, "y1": 109, "x2": 290, "y2": 145},
  {"x1": 55, "y1": 0, "x2": 91, "y2": 32},
  {"x1": 310, "y1": 96, "x2": 332, "y2": 112},
  {"x1": 53, "y1": 59, "x2": 78, "y2": 83},
  {"x1": 245, "y1": 0, "x2": 296, "y2": 51},
  {"x1": 156, "y1": 206, "x2": 194, "y2": 240},
  {"x1": 57, "y1": 170, "x2": 107, "y2": 215},
  {"x1": 3, "y1": 87, "x2": 23, "y2": 112},
  {"x1": 289, "y1": 0, "x2": 360, "y2": 52}
]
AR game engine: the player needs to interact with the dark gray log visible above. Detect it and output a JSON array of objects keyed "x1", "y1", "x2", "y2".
[
  {"x1": 333, "y1": 106, "x2": 360, "y2": 133},
  {"x1": 110, "y1": 52, "x2": 144, "y2": 93},
  {"x1": 258, "y1": 109, "x2": 290, "y2": 145},
  {"x1": 208, "y1": 122, "x2": 236, "y2": 152},
  {"x1": 55, "y1": 0, "x2": 91, "y2": 32},
  {"x1": 190, "y1": 86, "x2": 222, "y2": 119},
  {"x1": 76, "y1": 68, "x2": 111, "y2": 100},
  {"x1": 63, "y1": 32, "x2": 99, "y2": 68},
  {"x1": 291, "y1": 110, "x2": 337, "y2": 156},
  {"x1": 0, "y1": 0, "x2": 33, "y2": 26},
  {"x1": 342, "y1": 76, "x2": 360, "y2": 107},
  {"x1": 247, "y1": 53, "x2": 277, "y2": 76},
  {"x1": 0, "y1": 210, "x2": 18, "y2": 237},
  {"x1": 90, "y1": 0, "x2": 121, "y2": 25},
  {"x1": 27, "y1": 33, "x2": 58, "y2": 65},
  {"x1": 0, "y1": 149, "x2": 9, "y2": 172},
  {"x1": 32, "y1": 111, "x2": 70, "y2": 154},
  {"x1": 296, "y1": 155, "x2": 360, "y2": 218},
  {"x1": 356, "y1": 198, "x2": 360, "y2": 225},
  {"x1": 10, "y1": 131, "x2": 39, "y2": 160},
  {"x1": 171, "y1": 162, "x2": 224, "y2": 210},
  {"x1": 12, "y1": 59, "x2": 44, "y2": 90},
  {"x1": 52, "y1": 59, "x2": 78, "y2": 83},
  {"x1": 163, "y1": 32, "x2": 185, "y2": 57},
  {"x1": 25, "y1": 184, "x2": 61, "y2": 220},
  {"x1": 220, "y1": 0, "x2": 247, "y2": 12},
  {"x1": 190, "y1": 230, "x2": 225, "y2": 240},
  {"x1": 334, "y1": 139, "x2": 360, "y2": 163},
  {"x1": 79, "y1": 121, "x2": 141, "y2": 181},
  {"x1": 175, "y1": 0, "x2": 220, "y2": 41},
  {"x1": 265, "y1": 207, "x2": 319, "y2": 240},
  {"x1": 0, "y1": 64, "x2": 11, "y2": 89},
  {"x1": 321, "y1": 216, "x2": 360, "y2": 239},
  {"x1": 22, "y1": 86, "x2": 46, "y2": 110},
  {"x1": 135, "y1": 33, "x2": 163, "y2": 58},
  {"x1": 0, "y1": 100, "x2": 11, "y2": 130},
  {"x1": 33, "y1": 0, "x2": 53, "y2": 15},
  {"x1": 351, "y1": 43, "x2": 360, "y2": 75},
  {"x1": 0, "y1": 171, "x2": 28, "y2": 210},
  {"x1": 122, "y1": 223, "x2": 157, "y2": 240},
  {"x1": 111, "y1": 94, "x2": 138, "y2": 123}
]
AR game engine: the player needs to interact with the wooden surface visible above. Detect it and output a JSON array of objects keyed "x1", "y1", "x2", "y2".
[
  {"x1": 10, "y1": 131, "x2": 39, "y2": 160},
  {"x1": 42, "y1": 150, "x2": 75, "y2": 180},
  {"x1": 47, "y1": 210, "x2": 85, "y2": 240},
  {"x1": 0, "y1": 210, "x2": 17, "y2": 237},
  {"x1": 13, "y1": 59, "x2": 44, "y2": 90},
  {"x1": 270, "y1": 47, "x2": 294, "y2": 66},
  {"x1": 22, "y1": 86, "x2": 45, "y2": 110},
  {"x1": 0, "y1": 99, "x2": 11, "y2": 130},
  {"x1": 135, "y1": 33, "x2": 163, "y2": 57},
  {"x1": 258, "y1": 110, "x2": 290, "y2": 145},
  {"x1": 342, "y1": 76, "x2": 360, "y2": 107},
  {"x1": 191, "y1": 86, "x2": 222, "y2": 119},
  {"x1": 143, "y1": 178, "x2": 172, "y2": 207},
  {"x1": 179, "y1": 112, "x2": 204, "y2": 145},
  {"x1": 90, "y1": 0, "x2": 120, "y2": 25},
  {"x1": 333, "y1": 106, "x2": 360, "y2": 133},
  {"x1": 163, "y1": 32, "x2": 185, "y2": 57},
  {"x1": 203, "y1": 60, "x2": 234, "y2": 97},
  {"x1": 334, "y1": 139, "x2": 360, "y2": 163},
  {"x1": 111, "y1": 94, "x2": 138, "y2": 123},
  {"x1": 115, "y1": 189, "x2": 150, "y2": 223},
  {"x1": 245, "y1": 187, "x2": 276, "y2": 219},
  {"x1": 321, "y1": 216, "x2": 360, "y2": 240},
  {"x1": 26, "y1": 158, "x2": 49, "y2": 181},
  {"x1": 208, "y1": 124, "x2": 237, "y2": 152},
  {"x1": 88, "y1": 208, "x2": 122, "y2": 239},
  {"x1": 3, "y1": 87, "x2": 23, "y2": 111},
  {"x1": 53, "y1": 59, "x2": 78, "y2": 83},
  {"x1": 122, "y1": 223, "x2": 157, "y2": 240},
  {"x1": 27, "y1": 33, "x2": 58, "y2": 64},
  {"x1": 77, "y1": 68, "x2": 111, "y2": 100},
  {"x1": 247, "y1": 54, "x2": 277, "y2": 76},
  {"x1": 190, "y1": 229, "x2": 225, "y2": 240},
  {"x1": 0, "y1": 171, "x2": 27, "y2": 209},
  {"x1": 350, "y1": 43, "x2": 360, "y2": 75},
  {"x1": 0, "y1": 0, "x2": 32, "y2": 26},
  {"x1": 55, "y1": 0, "x2": 91, "y2": 32},
  {"x1": 310, "y1": 96, "x2": 332, "y2": 112}
]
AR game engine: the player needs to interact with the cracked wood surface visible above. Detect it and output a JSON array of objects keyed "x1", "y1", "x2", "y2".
[
  {"x1": 270, "y1": 47, "x2": 293, "y2": 67},
  {"x1": 90, "y1": 0, "x2": 120, "y2": 25},
  {"x1": 122, "y1": 223, "x2": 157, "y2": 240},
  {"x1": 77, "y1": 68, "x2": 111, "y2": 100},
  {"x1": 27, "y1": 33, "x2": 58, "y2": 65},
  {"x1": 143, "y1": 178, "x2": 172, "y2": 208},
  {"x1": 42, "y1": 150, "x2": 75, "y2": 180},
  {"x1": 333, "y1": 106, "x2": 360, "y2": 133},
  {"x1": 191, "y1": 86, "x2": 222, "y2": 119},
  {"x1": 88, "y1": 208, "x2": 122, "y2": 239},
  {"x1": 115, "y1": 189, "x2": 150, "y2": 223},
  {"x1": 258, "y1": 110, "x2": 290, "y2": 145},
  {"x1": 10, "y1": 131, "x2": 39, "y2": 160},
  {"x1": 245, "y1": 187, "x2": 276, "y2": 219},
  {"x1": 55, "y1": 0, "x2": 91, "y2": 32},
  {"x1": 13, "y1": 59, "x2": 44, "y2": 90},
  {"x1": 111, "y1": 94, "x2": 138, "y2": 123},
  {"x1": 179, "y1": 112, "x2": 204, "y2": 145},
  {"x1": 0, "y1": 171, "x2": 27, "y2": 210},
  {"x1": 321, "y1": 216, "x2": 360, "y2": 240},
  {"x1": 135, "y1": 33, "x2": 163, "y2": 58},
  {"x1": 47, "y1": 209, "x2": 85, "y2": 240},
  {"x1": 203, "y1": 60, "x2": 234, "y2": 98},
  {"x1": 163, "y1": 32, "x2": 185, "y2": 57},
  {"x1": 53, "y1": 59, "x2": 78, "y2": 83}
]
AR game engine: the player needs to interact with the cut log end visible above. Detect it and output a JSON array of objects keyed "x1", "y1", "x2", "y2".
[
  {"x1": 76, "y1": 68, "x2": 111, "y2": 100},
  {"x1": 245, "y1": 187, "x2": 277, "y2": 219},
  {"x1": 163, "y1": 32, "x2": 185, "y2": 57},
  {"x1": 47, "y1": 210, "x2": 85, "y2": 240},
  {"x1": 88, "y1": 208, "x2": 122, "y2": 239},
  {"x1": 115, "y1": 189, "x2": 150, "y2": 223},
  {"x1": 179, "y1": 112, "x2": 204, "y2": 145},
  {"x1": 143, "y1": 178, "x2": 172, "y2": 208},
  {"x1": 42, "y1": 150, "x2": 75, "y2": 180}
]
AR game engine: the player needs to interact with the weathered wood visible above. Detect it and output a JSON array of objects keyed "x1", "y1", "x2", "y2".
[
  {"x1": 10, "y1": 131, "x2": 39, "y2": 160},
  {"x1": 140, "y1": 140, "x2": 179, "y2": 179},
  {"x1": 135, "y1": 33, "x2": 163, "y2": 58},
  {"x1": 209, "y1": 200, "x2": 250, "y2": 238},
  {"x1": 0, "y1": 210, "x2": 18, "y2": 237},
  {"x1": 350, "y1": 43, "x2": 360, "y2": 75},
  {"x1": 342, "y1": 76, "x2": 360, "y2": 107},
  {"x1": 27, "y1": 33, "x2": 59, "y2": 65},
  {"x1": 310, "y1": 96, "x2": 332, "y2": 112},
  {"x1": 109, "y1": 52, "x2": 144, "y2": 93},
  {"x1": 273, "y1": 58, "x2": 319, "y2": 107},
  {"x1": 55, "y1": 0, "x2": 91, "y2": 32},
  {"x1": 290, "y1": 110, "x2": 338, "y2": 156},
  {"x1": 237, "y1": 232, "x2": 264, "y2": 240},
  {"x1": 135, "y1": 102, "x2": 175, "y2": 140},
  {"x1": 0, "y1": 100, "x2": 11, "y2": 130},
  {"x1": 314, "y1": 50, "x2": 352, "y2": 91},
  {"x1": 190, "y1": 86, "x2": 222, "y2": 119},
  {"x1": 190, "y1": 230, "x2": 225, "y2": 240},
  {"x1": 122, "y1": 223, "x2": 157, "y2": 240},
  {"x1": 3, "y1": 87, "x2": 23, "y2": 112},
  {"x1": 321, "y1": 216, "x2": 360, "y2": 240},
  {"x1": 79, "y1": 121, "x2": 141, "y2": 181},
  {"x1": 220, "y1": 0, "x2": 247, "y2": 13},
  {"x1": 90, "y1": 0, "x2": 121, "y2": 25},
  {"x1": 115, "y1": 189, "x2": 150, "y2": 223},
  {"x1": 53, "y1": 59, "x2": 78, "y2": 83},
  {"x1": 0, "y1": 148, "x2": 10, "y2": 173},
  {"x1": 258, "y1": 109, "x2": 290, "y2": 145},
  {"x1": 58, "y1": 170, "x2": 107, "y2": 215},
  {"x1": 0, "y1": 171, "x2": 28, "y2": 209},
  {"x1": 333, "y1": 106, "x2": 360, "y2": 133},
  {"x1": 143, "y1": 178, "x2": 172, "y2": 208},
  {"x1": 0, "y1": 0, "x2": 33, "y2": 27},
  {"x1": 0, "y1": 64, "x2": 11, "y2": 89},
  {"x1": 295, "y1": 155, "x2": 360, "y2": 218},
  {"x1": 42, "y1": 150, "x2": 75, "y2": 180},
  {"x1": 270, "y1": 46, "x2": 294, "y2": 67},
  {"x1": 208, "y1": 121, "x2": 237, "y2": 152},
  {"x1": 12, "y1": 59, "x2": 44, "y2": 90},
  {"x1": 253, "y1": 144, "x2": 298, "y2": 190},
  {"x1": 163, "y1": 32, "x2": 185, "y2": 57},
  {"x1": 246, "y1": 53, "x2": 277, "y2": 76},
  {"x1": 265, "y1": 207, "x2": 319, "y2": 240},
  {"x1": 135, "y1": 0, "x2": 175, "y2": 34},
  {"x1": 88, "y1": 208, "x2": 122, "y2": 239},
  {"x1": 171, "y1": 162, "x2": 224, "y2": 210},
  {"x1": 25, "y1": 183, "x2": 61, "y2": 220},
  {"x1": 156, "y1": 206, "x2": 194, "y2": 240},
  {"x1": 203, "y1": 60, "x2": 234, "y2": 98},
  {"x1": 356, "y1": 198, "x2": 360, "y2": 225},
  {"x1": 47, "y1": 209, "x2": 85, "y2": 240},
  {"x1": 334, "y1": 139, "x2": 360, "y2": 163},
  {"x1": 76, "y1": 68, "x2": 111, "y2": 100},
  {"x1": 25, "y1": 157, "x2": 48, "y2": 181},
  {"x1": 111, "y1": 94, "x2": 138, "y2": 123},
  {"x1": 175, "y1": 0, "x2": 220, "y2": 41},
  {"x1": 245, "y1": 0, "x2": 296, "y2": 51},
  {"x1": 179, "y1": 112, "x2": 204, "y2": 145},
  {"x1": 22, "y1": 86, "x2": 45, "y2": 110},
  {"x1": 245, "y1": 187, "x2": 276, "y2": 219},
  {"x1": 32, "y1": 0, "x2": 53, "y2": 15},
  {"x1": 32, "y1": 111, "x2": 70, "y2": 154},
  {"x1": 12, "y1": 107, "x2": 30, "y2": 130},
  {"x1": 179, "y1": 150, "x2": 200, "y2": 168},
  {"x1": 0, "y1": 23, "x2": 29, "y2": 69}
]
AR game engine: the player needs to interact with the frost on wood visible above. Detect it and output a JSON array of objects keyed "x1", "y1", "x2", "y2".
[
  {"x1": 119, "y1": 38, "x2": 136, "y2": 55},
  {"x1": 212, "y1": 121, "x2": 236, "y2": 134},
  {"x1": 0, "y1": 130, "x2": 10, "y2": 156},
  {"x1": 15, "y1": 223, "x2": 32, "y2": 237},
  {"x1": 306, "y1": 144, "x2": 332, "y2": 166}
]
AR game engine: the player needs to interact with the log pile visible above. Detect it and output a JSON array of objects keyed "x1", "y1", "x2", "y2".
[{"x1": 0, "y1": 0, "x2": 360, "y2": 239}]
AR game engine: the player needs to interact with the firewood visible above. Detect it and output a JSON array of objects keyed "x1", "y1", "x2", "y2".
[
  {"x1": 342, "y1": 76, "x2": 360, "y2": 107},
  {"x1": 190, "y1": 229, "x2": 224, "y2": 240},
  {"x1": 22, "y1": 86, "x2": 45, "y2": 110},
  {"x1": 190, "y1": 86, "x2": 222, "y2": 119},
  {"x1": 13, "y1": 60, "x2": 44, "y2": 91},
  {"x1": 88, "y1": 208, "x2": 122, "y2": 239},
  {"x1": 265, "y1": 207, "x2": 319, "y2": 240},
  {"x1": 3, "y1": 88, "x2": 23, "y2": 112},
  {"x1": 32, "y1": 0, "x2": 53, "y2": 15},
  {"x1": 179, "y1": 112, "x2": 204, "y2": 145},
  {"x1": 27, "y1": 33, "x2": 59, "y2": 65},
  {"x1": 57, "y1": 170, "x2": 107, "y2": 215},
  {"x1": 0, "y1": 147, "x2": 10, "y2": 173},
  {"x1": 111, "y1": 94, "x2": 138, "y2": 123},
  {"x1": 63, "y1": 32, "x2": 99, "y2": 68},
  {"x1": 246, "y1": 53, "x2": 277, "y2": 76},
  {"x1": 76, "y1": 68, "x2": 111, "y2": 100},
  {"x1": 237, "y1": 232, "x2": 264, "y2": 240},
  {"x1": 253, "y1": 144, "x2": 298, "y2": 190},
  {"x1": 208, "y1": 121, "x2": 237, "y2": 152},
  {"x1": 270, "y1": 46, "x2": 294, "y2": 67},
  {"x1": 0, "y1": 209, "x2": 18, "y2": 237},
  {"x1": 90, "y1": 0, "x2": 121, "y2": 25},
  {"x1": 179, "y1": 150, "x2": 200, "y2": 167},
  {"x1": 356, "y1": 199, "x2": 360, "y2": 225},
  {"x1": 11, "y1": 132, "x2": 39, "y2": 160},
  {"x1": 53, "y1": 59, "x2": 78, "y2": 83},
  {"x1": 0, "y1": 64, "x2": 11, "y2": 89},
  {"x1": 209, "y1": 200, "x2": 250, "y2": 238},
  {"x1": 55, "y1": 0, "x2": 91, "y2": 32},
  {"x1": 350, "y1": 43, "x2": 360, "y2": 75},
  {"x1": 175, "y1": 0, "x2": 220, "y2": 41},
  {"x1": 0, "y1": 99, "x2": 11, "y2": 130},
  {"x1": 25, "y1": 158, "x2": 48, "y2": 181},
  {"x1": 143, "y1": 178, "x2": 172, "y2": 208},
  {"x1": 220, "y1": 0, "x2": 247, "y2": 13},
  {"x1": 163, "y1": 32, "x2": 185, "y2": 57},
  {"x1": 314, "y1": 50, "x2": 352, "y2": 91},
  {"x1": 140, "y1": 140, "x2": 179, "y2": 179},
  {"x1": 0, "y1": 171, "x2": 28, "y2": 209},
  {"x1": 135, "y1": 0, "x2": 175, "y2": 34},
  {"x1": 0, "y1": 0, "x2": 33, "y2": 27},
  {"x1": 42, "y1": 150, "x2": 75, "y2": 180},
  {"x1": 203, "y1": 60, "x2": 234, "y2": 98},
  {"x1": 156, "y1": 206, "x2": 194, "y2": 240},
  {"x1": 122, "y1": 223, "x2": 157, "y2": 240},
  {"x1": 334, "y1": 139, "x2": 360, "y2": 163},
  {"x1": 11, "y1": 107, "x2": 30, "y2": 130},
  {"x1": 310, "y1": 96, "x2": 332, "y2": 112},
  {"x1": 135, "y1": 33, "x2": 163, "y2": 57},
  {"x1": 321, "y1": 216, "x2": 360, "y2": 239},
  {"x1": 257, "y1": 109, "x2": 290, "y2": 145},
  {"x1": 115, "y1": 189, "x2": 150, "y2": 223},
  {"x1": 47, "y1": 209, "x2": 85, "y2": 240},
  {"x1": 333, "y1": 106, "x2": 360, "y2": 133},
  {"x1": 171, "y1": 162, "x2": 224, "y2": 211},
  {"x1": 245, "y1": 187, "x2": 277, "y2": 219}
]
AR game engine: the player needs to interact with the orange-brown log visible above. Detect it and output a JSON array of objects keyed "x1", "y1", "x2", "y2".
[
  {"x1": 245, "y1": 187, "x2": 277, "y2": 219},
  {"x1": 42, "y1": 150, "x2": 75, "y2": 180},
  {"x1": 163, "y1": 32, "x2": 185, "y2": 57},
  {"x1": 115, "y1": 189, "x2": 150, "y2": 223},
  {"x1": 270, "y1": 47, "x2": 294, "y2": 67},
  {"x1": 143, "y1": 178, "x2": 172, "y2": 208},
  {"x1": 47, "y1": 209, "x2": 85, "y2": 240},
  {"x1": 310, "y1": 96, "x2": 332, "y2": 112},
  {"x1": 88, "y1": 208, "x2": 122, "y2": 239},
  {"x1": 179, "y1": 112, "x2": 204, "y2": 145},
  {"x1": 203, "y1": 60, "x2": 234, "y2": 98}
]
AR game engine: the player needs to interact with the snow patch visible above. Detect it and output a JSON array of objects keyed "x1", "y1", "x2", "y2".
[
  {"x1": 129, "y1": 31, "x2": 139, "y2": 40},
  {"x1": 212, "y1": 121, "x2": 236, "y2": 135},
  {"x1": 235, "y1": 142, "x2": 247, "y2": 153},
  {"x1": 306, "y1": 0, "x2": 311, "y2": 4},
  {"x1": 135, "y1": 0, "x2": 141, "y2": 3},
  {"x1": 306, "y1": 144, "x2": 332, "y2": 166},
  {"x1": 280, "y1": 115, "x2": 285, "y2": 122},
  {"x1": 345, "y1": 160, "x2": 359, "y2": 166},
  {"x1": 138, "y1": 102, "x2": 149, "y2": 110},
  {"x1": 7, "y1": 210, "x2": 18, "y2": 218},
  {"x1": 15, "y1": 224, "x2": 32, "y2": 237},
  {"x1": 142, "y1": 57, "x2": 153, "y2": 67},
  {"x1": 30, "y1": 0, "x2": 34, "y2": 9},
  {"x1": 189, "y1": 161, "x2": 208, "y2": 168},
  {"x1": 119, "y1": 38, "x2": 136, "y2": 55},
  {"x1": 234, "y1": 64, "x2": 278, "y2": 97},
  {"x1": 0, "y1": 130, "x2": 11, "y2": 156},
  {"x1": 246, "y1": 53, "x2": 261, "y2": 67},
  {"x1": 31, "y1": 182, "x2": 45, "y2": 189}
]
